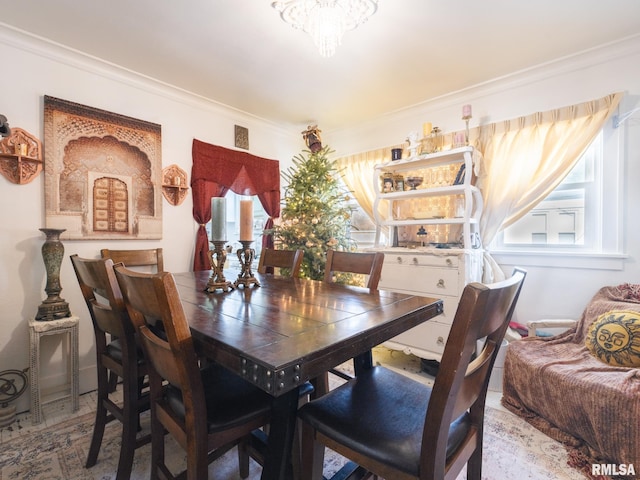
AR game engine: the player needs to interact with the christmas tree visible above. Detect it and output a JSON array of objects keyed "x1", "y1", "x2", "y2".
[{"x1": 271, "y1": 145, "x2": 355, "y2": 281}]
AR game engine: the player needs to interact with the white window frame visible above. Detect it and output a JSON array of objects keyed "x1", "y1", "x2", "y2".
[{"x1": 489, "y1": 119, "x2": 627, "y2": 270}]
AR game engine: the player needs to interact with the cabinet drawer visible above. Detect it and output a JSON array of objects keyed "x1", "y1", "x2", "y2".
[
  {"x1": 380, "y1": 264, "x2": 459, "y2": 297},
  {"x1": 386, "y1": 253, "x2": 459, "y2": 268},
  {"x1": 389, "y1": 320, "x2": 451, "y2": 357}
]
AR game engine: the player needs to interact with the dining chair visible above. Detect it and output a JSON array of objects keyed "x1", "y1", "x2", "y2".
[
  {"x1": 257, "y1": 247, "x2": 304, "y2": 277},
  {"x1": 70, "y1": 254, "x2": 150, "y2": 480},
  {"x1": 323, "y1": 249, "x2": 384, "y2": 290},
  {"x1": 101, "y1": 247, "x2": 164, "y2": 272},
  {"x1": 113, "y1": 264, "x2": 273, "y2": 480},
  {"x1": 322, "y1": 249, "x2": 385, "y2": 384},
  {"x1": 298, "y1": 268, "x2": 526, "y2": 480}
]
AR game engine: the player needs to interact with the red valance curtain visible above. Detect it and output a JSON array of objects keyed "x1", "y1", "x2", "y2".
[{"x1": 191, "y1": 139, "x2": 281, "y2": 271}]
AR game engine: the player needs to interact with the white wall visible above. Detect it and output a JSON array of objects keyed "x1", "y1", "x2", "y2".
[
  {"x1": 329, "y1": 34, "x2": 640, "y2": 327},
  {"x1": 0, "y1": 25, "x2": 301, "y2": 414}
]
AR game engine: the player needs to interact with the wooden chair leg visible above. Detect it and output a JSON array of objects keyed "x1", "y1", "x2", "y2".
[
  {"x1": 115, "y1": 377, "x2": 139, "y2": 480},
  {"x1": 301, "y1": 422, "x2": 325, "y2": 480},
  {"x1": 238, "y1": 438, "x2": 250, "y2": 479},
  {"x1": 86, "y1": 368, "x2": 109, "y2": 468}
]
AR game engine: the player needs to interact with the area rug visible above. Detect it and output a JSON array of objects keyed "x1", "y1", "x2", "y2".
[{"x1": 0, "y1": 404, "x2": 587, "y2": 480}]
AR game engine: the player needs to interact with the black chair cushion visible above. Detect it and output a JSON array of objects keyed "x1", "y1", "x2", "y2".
[
  {"x1": 298, "y1": 366, "x2": 471, "y2": 477},
  {"x1": 105, "y1": 339, "x2": 145, "y2": 366},
  {"x1": 165, "y1": 363, "x2": 274, "y2": 433}
]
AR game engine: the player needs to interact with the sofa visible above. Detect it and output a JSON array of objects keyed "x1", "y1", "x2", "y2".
[{"x1": 502, "y1": 284, "x2": 640, "y2": 472}]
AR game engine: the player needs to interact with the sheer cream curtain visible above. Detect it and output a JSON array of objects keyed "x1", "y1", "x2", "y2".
[
  {"x1": 473, "y1": 92, "x2": 621, "y2": 280},
  {"x1": 334, "y1": 92, "x2": 622, "y2": 280},
  {"x1": 335, "y1": 145, "x2": 403, "y2": 222}
]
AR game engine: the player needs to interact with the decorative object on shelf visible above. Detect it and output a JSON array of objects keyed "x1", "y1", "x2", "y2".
[
  {"x1": 430, "y1": 126, "x2": 442, "y2": 153},
  {"x1": 206, "y1": 240, "x2": 234, "y2": 292},
  {"x1": 381, "y1": 172, "x2": 394, "y2": 192},
  {"x1": 406, "y1": 176, "x2": 424, "y2": 190},
  {"x1": 0, "y1": 127, "x2": 43, "y2": 185},
  {"x1": 406, "y1": 131, "x2": 420, "y2": 158},
  {"x1": 393, "y1": 174, "x2": 405, "y2": 192},
  {"x1": 234, "y1": 124, "x2": 249, "y2": 150},
  {"x1": 453, "y1": 163, "x2": 466, "y2": 185},
  {"x1": 272, "y1": 0, "x2": 378, "y2": 57},
  {"x1": 462, "y1": 104, "x2": 472, "y2": 146},
  {"x1": 391, "y1": 148, "x2": 403, "y2": 161},
  {"x1": 234, "y1": 241, "x2": 261, "y2": 288},
  {"x1": 36, "y1": 228, "x2": 71, "y2": 321},
  {"x1": 44, "y1": 96, "x2": 162, "y2": 240},
  {"x1": 161, "y1": 164, "x2": 189, "y2": 206},
  {"x1": 0, "y1": 368, "x2": 28, "y2": 427},
  {"x1": 0, "y1": 114, "x2": 11, "y2": 137},
  {"x1": 302, "y1": 125, "x2": 323, "y2": 153},
  {"x1": 417, "y1": 225, "x2": 428, "y2": 247}
]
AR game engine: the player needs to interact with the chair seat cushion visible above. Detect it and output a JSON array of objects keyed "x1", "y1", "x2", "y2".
[
  {"x1": 298, "y1": 366, "x2": 470, "y2": 477},
  {"x1": 106, "y1": 339, "x2": 145, "y2": 366},
  {"x1": 165, "y1": 364, "x2": 273, "y2": 433}
]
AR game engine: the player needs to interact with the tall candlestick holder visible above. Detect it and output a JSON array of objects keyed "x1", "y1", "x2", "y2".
[
  {"x1": 234, "y1": 240, "x2": 260, "y2": 288},
  {"x1": 206, "y1": 240, "x2": 234, "y2": 293},
  {"x1": 462, "y1": 115, "x2": 472, "y2": 146}
]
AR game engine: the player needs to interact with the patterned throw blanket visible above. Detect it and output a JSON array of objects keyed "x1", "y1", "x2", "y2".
[{"x1": 502, "y1": 285, "x2": 640, "y2": 479}]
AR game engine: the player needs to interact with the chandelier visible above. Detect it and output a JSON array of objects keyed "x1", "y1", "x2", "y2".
[{"x1": 272, "y1": 0, "x2": 378, "y2": 57}]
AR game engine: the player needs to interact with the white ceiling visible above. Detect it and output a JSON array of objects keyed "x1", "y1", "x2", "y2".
[{"x1": 1, "y1": 0, "x2": 639, "y2": 131}]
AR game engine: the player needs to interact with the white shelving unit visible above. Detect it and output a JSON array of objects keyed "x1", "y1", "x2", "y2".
[
  {"x1": 369, "y1": 146, "x2": 485, "y2": 361},
  {"x1": 373, "y1": 146, "x2": 483, "y2": 249}
]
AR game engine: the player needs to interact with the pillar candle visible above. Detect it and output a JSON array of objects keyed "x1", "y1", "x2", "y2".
[
  {"x1": 211, "y1": 197, "x2": 226, "y2": 241},
  {"x1": 462, "y1": 104, "x2": 472, "y2": 118},
  {"x1": 422, "y1": 122, "x2": 432, "y2": 137},
  {"x1": 239, "y1": 199, "x2": 253, "y2": 241}
]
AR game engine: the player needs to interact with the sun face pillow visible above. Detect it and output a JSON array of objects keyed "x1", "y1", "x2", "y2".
[{"x1": 585, "y1": 310, "x2": 640, "y2": 367}]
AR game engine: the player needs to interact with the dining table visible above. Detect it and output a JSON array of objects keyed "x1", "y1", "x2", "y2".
[{"x1": 172, "y1": 270, "x2": 443, "y2": 480}]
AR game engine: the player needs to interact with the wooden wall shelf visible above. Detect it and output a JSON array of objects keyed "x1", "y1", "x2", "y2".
[
  {"x1": 161, "y1": 164, "x2": 189, "y2": 206},
  {"x1": 0, "y1": 128, "x2": 43, "y2": 185}
]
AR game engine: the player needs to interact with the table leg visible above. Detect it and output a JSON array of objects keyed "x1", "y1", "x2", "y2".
[
  {"x1": 260, "y1": 386, "x2": 300, "y2": 480},
  {"x1": 353, "y1": 349, "x2": 373, "y2": 376}
]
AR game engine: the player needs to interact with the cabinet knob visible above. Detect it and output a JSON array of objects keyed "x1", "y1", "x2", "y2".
[
  {"x1": 412, "y1": 257, "x2": 418, "y2": 265},
  {"x1": 396, "y1": 256, "x2": 403, "y2": 264},
  {"x1": 437, "y1": 336, "x2": 445, "y2": 346},
  {"x1": 436, "y1": 279, "x2": 445, "y2": 288},
  {"x1": 446, "y1": 258, "x2": 453, "y2": 266}
]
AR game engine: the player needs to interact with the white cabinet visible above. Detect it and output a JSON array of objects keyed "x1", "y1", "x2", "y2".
[
  {"x1": 370, "y1": 146, "x2": 485, "y2": 361},
  {"x1": 375, "y1": 248, "x2": 484, "y2": 361},
  {"x1": 373, "y1": 146, "x2": 483, "y2": 250}
]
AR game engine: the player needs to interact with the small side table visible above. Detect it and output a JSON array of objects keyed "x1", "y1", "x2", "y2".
[{"x1": 29, "y1": 316, "x2": 80, "y2": 424}]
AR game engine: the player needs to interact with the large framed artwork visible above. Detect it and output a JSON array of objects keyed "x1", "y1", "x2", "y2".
[{"x1": 43, "y1": 96, "x2": 162, "y2": 240}]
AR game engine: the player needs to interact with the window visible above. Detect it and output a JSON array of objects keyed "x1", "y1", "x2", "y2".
[
  {"x1": 492, "y1": 124, "x2": 625, "y2": 269},
  {"x1": 206, "y1": 192, "x2": 266, "y2": 268},
  {"x1": 500, "y1": 135, "x2": 598, "y2": 249}
]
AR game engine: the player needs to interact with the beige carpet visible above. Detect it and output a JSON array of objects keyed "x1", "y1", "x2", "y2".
[
  {"x1": 0, "y1": 402, "x2": 588, "y2": 480},
  {"x1": 0, "y1": 348, "x2": 590, "y2": 479}
]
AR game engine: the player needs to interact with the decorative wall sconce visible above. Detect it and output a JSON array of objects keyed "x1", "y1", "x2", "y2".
[
  {"x1": 0, "y1": 127, "x2": 43, "y2": 184},
  {"x1": 161, "y1": 164, "x2": 189, "y2": 206}
]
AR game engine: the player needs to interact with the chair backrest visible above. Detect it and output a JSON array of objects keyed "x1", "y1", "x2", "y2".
[
  {"x1": 101, "y1": 248, "x2": 164, "y2": 273},
  {"x1": 70, "y1": 254, "x2": 134, "y2": 341},
  {"x1": 257, "y1": 248, "x2": 304, "y2": 277},
  {"x1": 113, "y1": 265, "x2": 204, "y2": 417},
  {"x1": 323, "y1": 250, "x2": 385, "y2": 290},
  {"x1": 422, "y1": 268, "x2": 526, "y2": 478}
]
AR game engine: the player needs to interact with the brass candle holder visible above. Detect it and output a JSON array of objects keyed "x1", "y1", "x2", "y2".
[
  {"x1": 234, "y1": 240, "x2": 260, "y2": 288},
  {"x1": 206, "y1": 240, "x2": 234, "y2": 293}
]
